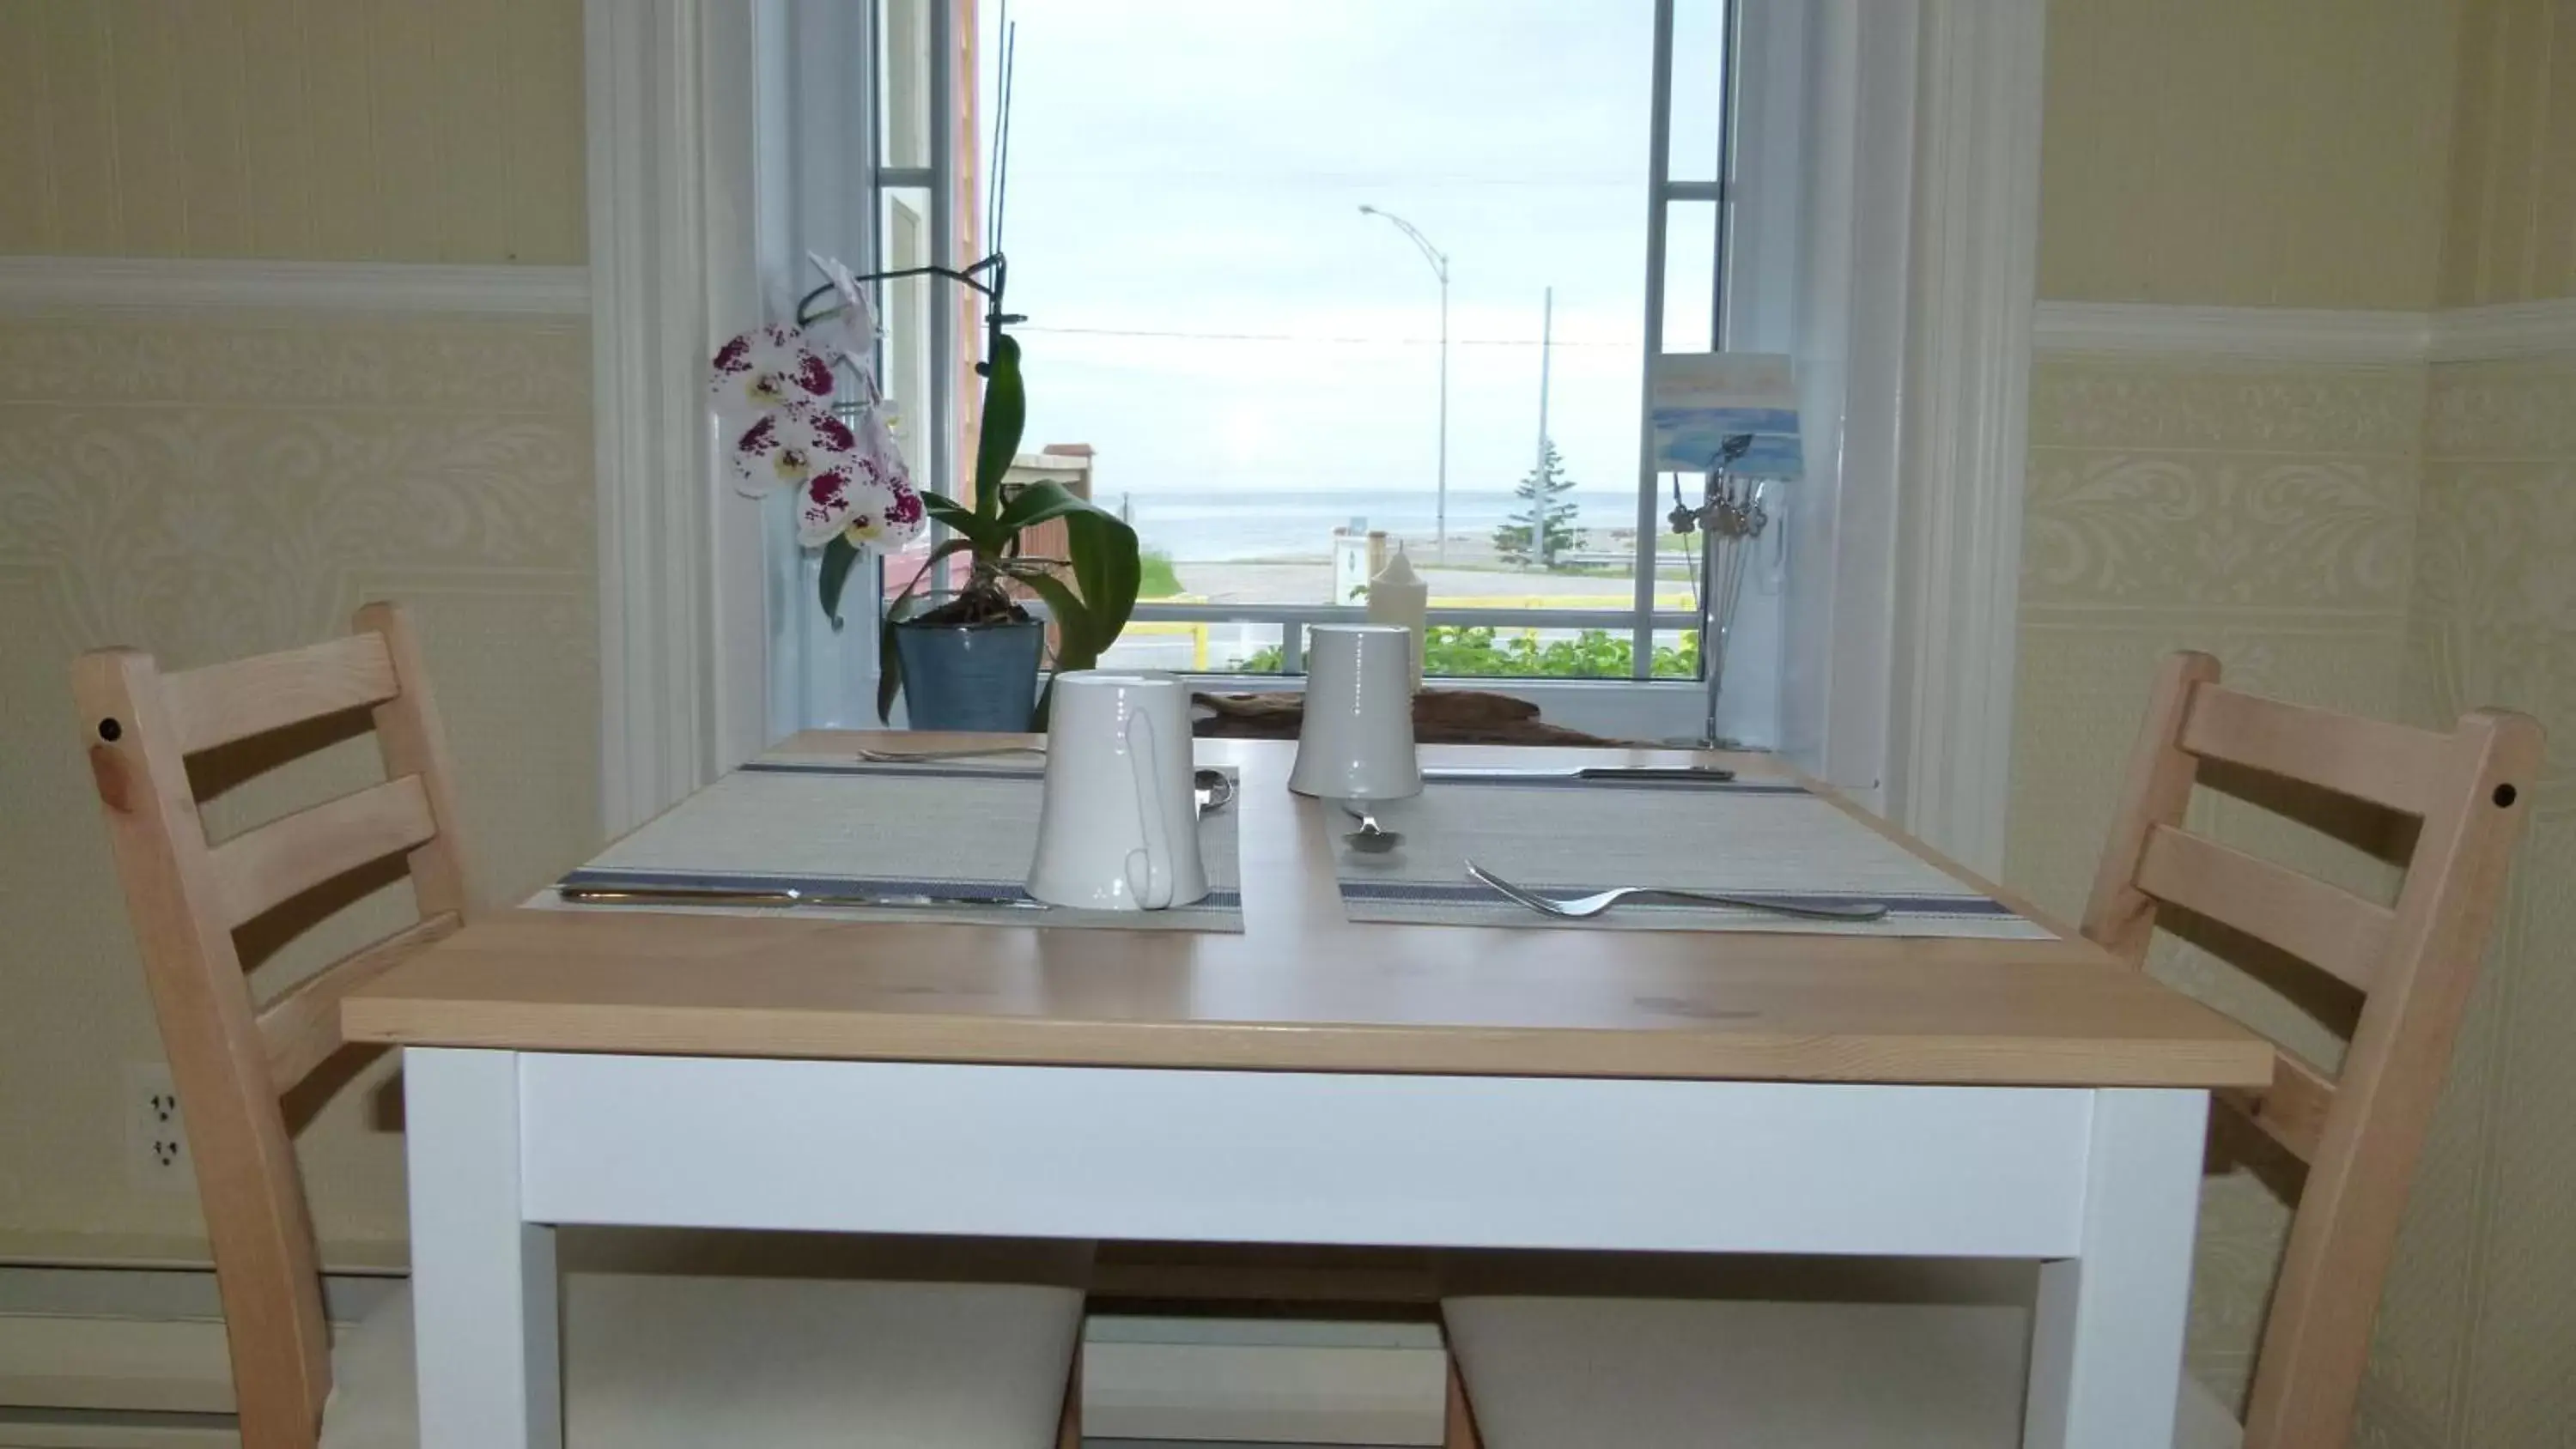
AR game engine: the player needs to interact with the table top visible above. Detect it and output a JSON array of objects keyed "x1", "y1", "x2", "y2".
[{"x1": 343, "y1": 733, "x2": 2269, "y2": 1088}]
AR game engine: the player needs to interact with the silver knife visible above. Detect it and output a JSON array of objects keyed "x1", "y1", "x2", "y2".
[
  {"x1": 1421, "y1": 766, "x2": 1739, "y2": 782},
  {"x1": 556, "y1": 884, "x2": 1048, "y2": 911}
]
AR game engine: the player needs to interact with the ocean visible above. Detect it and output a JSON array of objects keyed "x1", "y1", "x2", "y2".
[{"x1": 1107, "y1": 488, "x2": 1654, "y2": 562}]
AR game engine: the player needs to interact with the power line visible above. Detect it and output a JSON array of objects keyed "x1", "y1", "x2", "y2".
[
  {"x1": 1016, "y1": 324, "x2": 1627, "y2": 349},
  {"x1": 1007, "y1": 168, "x2": 1641, "y2": 190}
]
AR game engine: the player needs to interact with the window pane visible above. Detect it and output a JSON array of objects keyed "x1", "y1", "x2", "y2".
[
  {"x1": 1660, "y1": 200, "x2": 1720, "y2": 354},
  {"x1": 1100, "y1": 619, "x2": 1293, "y2": 675},
  {"x1": 1106, "y1": 616, "x2": 1704, "y2": 682},
  {"x1": 1664, "y1": 0, "x2": 1732, "y2": 182},
  {"x1": 874, "y1": 185, "x2": 941, "y2": 603},
  {"x1": 884, "y1": 0, "x2": 933, "y2": 171},
  {"x1": 878, "y1": 186, "x2": 934, "y2": 422},
  {"x1": 976, "y1": 1, "x2": 1656, "y2": 661}
]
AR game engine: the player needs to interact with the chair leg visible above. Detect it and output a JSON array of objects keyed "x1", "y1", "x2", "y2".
[
  {"x1": 1444, "y1": 1351, "x2": 1483, "y2": 1449},
  {"x1": 1056, "y1": 1342, "x2": 1083, "y2": 1449}
]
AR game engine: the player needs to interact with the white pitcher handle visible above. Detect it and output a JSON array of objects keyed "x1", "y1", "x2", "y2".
[{"x1": 1124, "y1": 711, "x2": 1176, "y2": 910}]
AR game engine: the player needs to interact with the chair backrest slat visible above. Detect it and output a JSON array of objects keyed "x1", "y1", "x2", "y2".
[
  {"x1": 257, "y1": 910, "x2": 463, "y2": 1094},
  {"x1": 353, "y1": 602, "x2": 472, "y2": 920},
  {"x1": 2080, "y1": 652, "x2": 2541, "y2": 1449},
  {"x1": 75, "y1": 604, "x2": 476, "y2": 1449},
  {"x1": 2217, "y1": 1049, "x2": 2336, "y2": 1164},
  {"x1": 2178, "y1": 684, "x2": 2451, "y2": 818},
  {"x1": 161, "y1": 634, "x2": 400, "y2": 756},
  {"x1": 207, "y1": 775, "x2": 438, "y2": 931},
  {"x1": 2080, "y1": 653, "x2": 2222, "y2": 966},
  {"x1": 2134, "y1": 826, "x2": 2393, "y2": 993}
]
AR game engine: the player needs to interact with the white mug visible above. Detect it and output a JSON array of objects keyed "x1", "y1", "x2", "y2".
[
  {"x1": 1027, "y1": 670, "x2": 1209, "y2": 910},
  {"x1": 1288, "y1": 624, "x2": 1423, "y2": 799}
]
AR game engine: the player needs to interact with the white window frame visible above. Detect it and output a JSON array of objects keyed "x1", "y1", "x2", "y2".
[
  {"x1": 587, "y1": 0, "x2": 2044, "y2": 873},
  {"x1": 1005, "y1": 0, "x2": 1759, "y2": 726}
]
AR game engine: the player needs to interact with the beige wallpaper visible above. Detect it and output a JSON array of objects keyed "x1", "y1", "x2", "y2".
[
  {"x1": 2039, "y1": 0, "x2": 2463, "y2": 310},
  {"x1": 2009, "y1": 355, "x2": 2427, "y2": 1408},
  {"x1": 0, "y1": 307, "x2": 598, "y2": 1257},
  {"x1": 2370, "y1": 353, "x2": 2576, "y2": 1449},
  {"x1": 2440, "y1": 0, "x2": 2576, "y2": 306},
  {"x1": 0, "y1": 0, "x2": 586, "y2": 264},
  {"x1": 2012, "y1": 345, "x2": 2576, "y2": 1444},
  {"x1": 2027, "y1": 3, "x2": 2573, "y2": 1440}
]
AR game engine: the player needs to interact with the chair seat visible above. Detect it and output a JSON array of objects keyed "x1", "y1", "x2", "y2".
[
  {"x1": 323, "y1": 1272, "x2": 1086, "y2": 1449},
  {"x1": 1446, "y1": 1295, "x2": 2242, "y2": 1449}
]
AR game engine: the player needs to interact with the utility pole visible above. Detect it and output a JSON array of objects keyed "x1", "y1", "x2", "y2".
[
  {"x1": 1535, "y1": 286, "x2": 1555, "y2": 567},
  {"x1": 1358, "y1": 204, "x2": 1451, "y2": 560}
]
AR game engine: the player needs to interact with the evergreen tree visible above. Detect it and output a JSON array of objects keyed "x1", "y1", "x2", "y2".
[{"x1": 1492, "y1": 440, "x2": 1581, "y2": 566}]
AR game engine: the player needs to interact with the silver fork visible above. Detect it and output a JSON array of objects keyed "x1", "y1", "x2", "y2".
[
  {"x1": 857, "y1": 744, "x2": 1047, "y2": 763},
  {"x1": 1464, "y1": 861, "x2": 1890, "y2": 923}
]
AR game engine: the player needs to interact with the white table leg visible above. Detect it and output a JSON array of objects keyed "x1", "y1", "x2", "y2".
[
  {"x1": 407, "y1": 1048, "x2": 562, "y2": 1449},
  {"x1": 2023, "y1": 1088, "x2": 2208, "y2": 1449}
]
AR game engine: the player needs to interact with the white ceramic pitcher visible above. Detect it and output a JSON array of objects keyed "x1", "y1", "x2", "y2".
[{"x1": 1026, "y1": 670, "x2": 1208, "y2": 910}]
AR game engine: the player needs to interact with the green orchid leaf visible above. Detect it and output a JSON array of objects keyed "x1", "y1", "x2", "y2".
[
  {"x1": 891, "y1": 537, "x2": 981, "y2": 605},
  {"x1": 922, "y1": 494, "x2": 979, "y2": 530},
  {"x1": 992, "y1": 479, "x2": 1094, "y2": 533},
  {"x1": 921, "y1": 494, "x2": 1010, "y2": 557},
  {"x1": 1062, "y1": 505, "x2": 1140, "y2": 650},
  {"x1": 971, "y1": 335, "x2": 1025, "y2": 520},
  {"x1": 987, "y1": 484, "x2": 1140, "y2": 662},
  {"x1": 1015, "y1": 569, "x2": 1092, "y2": 672},
  {"x1": 817, "y1": 534, "x2": 864, "y2": 627},
  {"x1": 875, "y1": 613, "x2": 903, "y2": 723}
]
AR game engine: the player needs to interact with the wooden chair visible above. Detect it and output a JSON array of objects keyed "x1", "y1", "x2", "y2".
[
  {"x1": 1439, "y1": 651, "x2": 2543, "y2": 1449},
  {"x1": 76, "y1": 603, "x2": 1090, "y2": 1449}
]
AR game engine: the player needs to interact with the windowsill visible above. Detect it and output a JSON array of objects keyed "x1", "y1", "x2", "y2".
[{"x1": 1182, "y1": 675, "x2": 1752, "y2": 749}]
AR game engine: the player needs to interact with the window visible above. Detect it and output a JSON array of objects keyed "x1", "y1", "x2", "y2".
[
  {"x1": 717, "y1": 0, "x2": 1970, "y2": 797},
  {"x1": 906, "y1": 0, "x2": 1749, "y2": 692}
]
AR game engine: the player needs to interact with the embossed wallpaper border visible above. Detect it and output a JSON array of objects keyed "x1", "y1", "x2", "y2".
[{"x1": 0, "y1": 307, "x2": 598, "y2": 1254}]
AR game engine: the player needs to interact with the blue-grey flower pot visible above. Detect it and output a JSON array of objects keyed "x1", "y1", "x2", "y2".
[{"x1": 892, "y1": 617, "x2": 1044, "y2": 732}]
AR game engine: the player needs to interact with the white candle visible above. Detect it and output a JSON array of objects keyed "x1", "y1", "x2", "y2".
[{"x1": 1365, "y1": 544, "x2": 1429, "y2": 690}]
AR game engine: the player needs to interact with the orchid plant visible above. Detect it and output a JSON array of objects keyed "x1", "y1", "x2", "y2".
[{"x1": 708, "y1": 253, "x2": 1140, "y2": 724}]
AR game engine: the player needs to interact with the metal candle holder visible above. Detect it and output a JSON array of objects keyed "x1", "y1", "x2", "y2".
[{"x1": 1668, "y1": 434, "x2": 1769, "y2": 750}]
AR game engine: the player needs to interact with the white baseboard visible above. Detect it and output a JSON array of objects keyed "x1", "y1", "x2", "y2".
[
  {"x1": 0, "y1": 1410, "x2": 239, "y2": 1449},
  {"x1": 0, "y1": 1269, "x2": 397, "y2": 1417}
]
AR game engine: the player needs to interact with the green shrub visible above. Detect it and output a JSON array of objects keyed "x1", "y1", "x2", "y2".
[
  {"x1": 1138, "y1": 548, "x2": 1184, "y2": 598},
  {"x1": 1237, "y1": 626, "x2": 1697, "y2": 680}
]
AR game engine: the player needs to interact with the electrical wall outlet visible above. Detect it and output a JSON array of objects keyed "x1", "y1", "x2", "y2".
[{"x1": 126, "y1": 1062, "x2": 194, "y2": 1195}]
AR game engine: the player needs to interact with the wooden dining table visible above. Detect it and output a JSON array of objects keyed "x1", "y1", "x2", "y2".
[{"x1": 344, "y1": 732, "x2": 2269, "y2": 1449}]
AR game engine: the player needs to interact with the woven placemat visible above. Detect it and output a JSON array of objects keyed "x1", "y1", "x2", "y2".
[
  {"x1": 1334, "y1": 772, "x2": 2050, "y2": 938},
  {"x1": 540, "y1": 755, "x2": 1242, "y2": 931}
]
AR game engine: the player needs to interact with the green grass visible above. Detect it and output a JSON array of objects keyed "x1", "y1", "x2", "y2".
[{"x1": 1138, "y1": 548, "x2": 1185, "y2": 598}]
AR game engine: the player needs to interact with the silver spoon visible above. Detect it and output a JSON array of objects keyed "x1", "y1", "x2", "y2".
[
  {"x1": 1194, "y1": 769, "x2": 1236, "y2": 815},
  {"x1": 1465, "y1": 860, "x2": 1889, "y2": 922},
  {"x1": 1340, "y1": 801, "x2": 1401, "y2": 853}
]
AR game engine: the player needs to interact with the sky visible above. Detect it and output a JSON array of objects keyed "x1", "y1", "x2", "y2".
[{"x1": 974, "y1": 0, "x2": 1725, "y2": 506}]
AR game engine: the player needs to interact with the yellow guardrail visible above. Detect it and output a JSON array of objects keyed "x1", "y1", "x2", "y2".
[{"x1": 1128, "y1": 594, "x2": 1212, "y2": 670}]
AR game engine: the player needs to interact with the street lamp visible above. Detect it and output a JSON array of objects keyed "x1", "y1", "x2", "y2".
[{"x1": 1358, "y1": 204, "x2": 1450, "y2": 560}]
